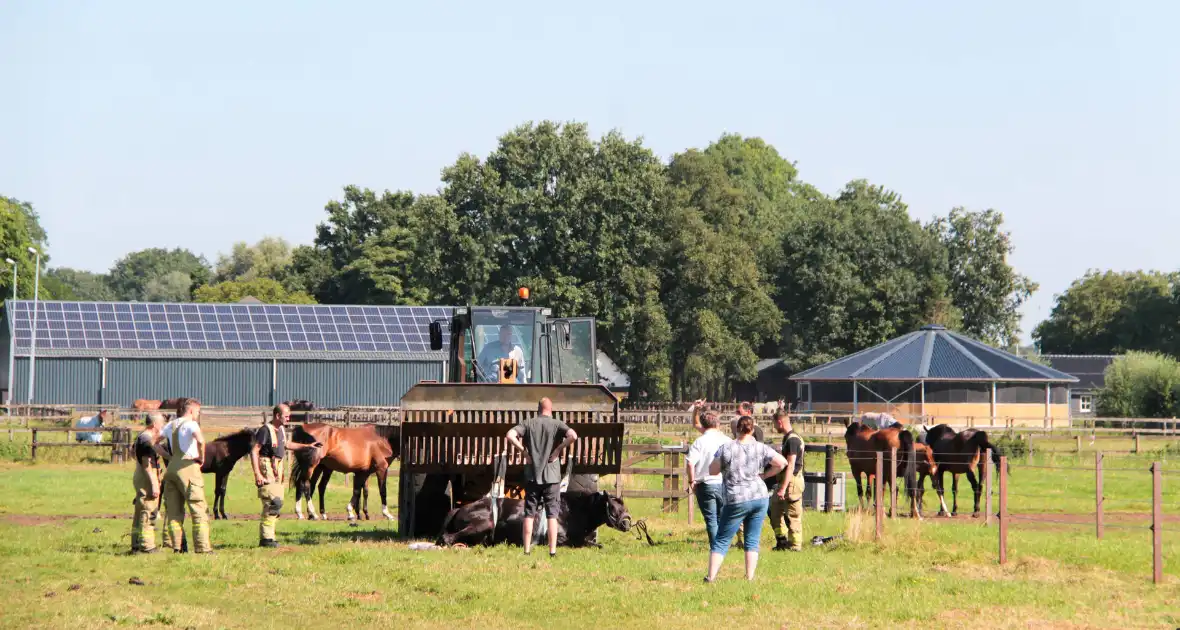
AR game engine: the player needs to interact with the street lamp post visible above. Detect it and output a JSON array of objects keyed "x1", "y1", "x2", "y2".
[
  {"x1": 4, "y1": 258, "x2": 14, "y2": 411},
  {"x1": 26, "y1": 247, "x2": 40, "y2": 405}
]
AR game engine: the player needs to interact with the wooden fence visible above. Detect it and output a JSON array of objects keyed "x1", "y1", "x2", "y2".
[
  {"x1": 28, "y1": 426, "x2": 135, "y2": 463},
  {"x1": 613, "y1": 442, "x2": 841, "y2": 518}
]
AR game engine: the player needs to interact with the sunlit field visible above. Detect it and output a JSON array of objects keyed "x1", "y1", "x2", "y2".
[{"x1": 0, "y1": 452, "x2": 1176, "y2": 629}]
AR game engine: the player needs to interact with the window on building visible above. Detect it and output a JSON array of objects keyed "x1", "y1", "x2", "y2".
[
  {"x1": 1079, "y1": 395, "x2": 1093, "y2": 414},
  {"x1": 797, "y1": 382, "x2": 811, "y2": 407}
]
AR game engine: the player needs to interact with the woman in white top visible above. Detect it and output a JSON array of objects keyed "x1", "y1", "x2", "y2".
[
  {"x1": 160, "y1": 398, "x2": 213, "y2": 553},
  {"x1": 686, "y1": 401, "x2": 732, "y2": 548}
]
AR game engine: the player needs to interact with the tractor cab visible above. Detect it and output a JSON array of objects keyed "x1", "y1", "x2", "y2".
[{"x1": 430, "y1": 306, "x2": 597, "y2": 386}]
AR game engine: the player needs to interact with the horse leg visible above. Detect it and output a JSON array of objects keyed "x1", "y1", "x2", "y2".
[
  {"x1": 852, "y1": 470, "x2": 865, "y2": 511},
  {"x1": 348, "y1": 473, "x2": 368, "y2": 522},
  {"x1": 935, "y1": 469, "x2": 950, "y2": 517},
  {"x1": 951, "y1": 474, "x2": 960, "y2": 516},
  {"x1": 317, "y1": 470, "x2": 333, "y2": 520},
  {"x1": 966, "y1": 469, "x2": 982, "y2": 517},
  {"x1": 217, "y1": 471, "x2": 230, "y2": 520},
  {"x1": 377, "y1": 462, "x2": 391, "y2": 521},
  {"x1": 362, "y1": 480, "x2": 370, "y2": 520}
]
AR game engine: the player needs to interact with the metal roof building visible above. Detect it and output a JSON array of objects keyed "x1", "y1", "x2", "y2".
[
  {"x1": 790, "y1": 325, "x2": 1079, "y2": 427},
  {"x1": 1, "y1": 300, "x2": 451, "y2": 408}
]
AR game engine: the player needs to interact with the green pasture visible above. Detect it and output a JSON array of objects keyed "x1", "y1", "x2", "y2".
[{"x1": 0, "y1": 456, "x2": 1177, "y2": 629}]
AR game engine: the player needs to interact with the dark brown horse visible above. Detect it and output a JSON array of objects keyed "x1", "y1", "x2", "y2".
[
  {"x1": 201, "y1": 429, "x2": 255, "y2": 520},
  {"x1": 925, "y1": 424, "x2": 1004, "y2": 517},
  {"x1": 290, "y1": 423, "x2": 399, "y2": 522},
  {"x1": 844, "y1": 421, "x2": 934, "y2": 516}
]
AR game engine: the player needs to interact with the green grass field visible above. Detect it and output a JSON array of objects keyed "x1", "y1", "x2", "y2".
[{"x1": 0, "y1": 451, "x2": 1177, "y2": 629}]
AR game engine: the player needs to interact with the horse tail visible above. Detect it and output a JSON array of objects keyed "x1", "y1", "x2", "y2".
[{"x1": 899, "y1": 429, "x2": 917, "y2": 491}]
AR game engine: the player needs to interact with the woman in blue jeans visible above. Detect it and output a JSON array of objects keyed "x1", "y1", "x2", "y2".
[{"x1": 705, "y1": 415, "x2": 788, "y2": 582}]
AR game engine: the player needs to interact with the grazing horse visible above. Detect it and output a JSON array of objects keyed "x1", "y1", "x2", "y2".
[
  {"x1": 290, "y1": 423, "x2": 398, "y2": 522},
  {"x1": 925, "y1": 424, "x2": 1004, "y2": 517},
  {"x1": 200, "y1": 429, "x2": 255, "y2": 520},
  {"x1": 844, "y1": 420, "x2": 935, "y2": 516}
]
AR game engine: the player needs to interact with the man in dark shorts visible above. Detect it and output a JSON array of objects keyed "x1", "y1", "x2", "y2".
[{"x1": 506, "y1": 397, "x2": 578, "y2": 557}]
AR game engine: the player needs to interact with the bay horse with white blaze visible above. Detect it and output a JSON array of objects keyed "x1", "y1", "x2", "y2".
[{"x1": 290, "y1": 423, "x2": 399, "y2": 522}]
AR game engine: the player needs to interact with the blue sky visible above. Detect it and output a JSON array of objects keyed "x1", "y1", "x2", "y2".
[{"x1": 2, "y1": 1, "x2": 1177, "y2": 341}]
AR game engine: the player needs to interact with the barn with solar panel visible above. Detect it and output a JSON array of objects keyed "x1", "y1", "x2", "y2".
[
  {"x1": 1, "y1": 300, "x2": 451, "y2": 407},
  {"x1": 789, "y1": 325, "x2": 1078, "y2": 428}
]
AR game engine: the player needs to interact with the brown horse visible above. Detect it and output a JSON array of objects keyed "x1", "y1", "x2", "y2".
[
  {"x1": 844, "y1": 421, "x2": 935, "y2": 517},
  {"x1": 132, "y1": 399, "x2": 161, "y2": 411},
  {"x1": 289, "y1": 423, "x2": 398, "y2": 522},
  {"x1": 925, "y1": 424, "x2": 1004, "y2": 517}
]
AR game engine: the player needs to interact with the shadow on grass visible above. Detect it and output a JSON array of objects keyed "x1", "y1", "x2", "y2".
[{"x1": 286, "y1": 528, "x2": 402, "y2": 545}]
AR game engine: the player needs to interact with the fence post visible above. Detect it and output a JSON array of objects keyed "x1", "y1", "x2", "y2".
[
  {"x1": 1134, "y1": 432, "x2": 1140, "y2": 455},
  {"x1": 31, "y1": 428, "x2": 37, "y2": 462},
  {"x1": 1075, "y1": 435, "x2": 1081, "y2": 454},
  {"x1": 824, "y1": 445, "x2": 836, "y2": 513},
  {"x1": 1026, "y1": 434, "x2": 1033, "y2": 465},
  {"x1": 999, "y1": 456, "x2": 1008, "y2": 565},
  {"x1": 889, "y1": 446, "x2": 897, "y2": 519},
  {"x1": 662, "y1": 451, "x2": 671, "y2": 513},
  {"x1": 984, "y1": 448, "x2": 993, "y2": 527},
  {"x1": 875, "y1": 451, "x2": 884, "y2": 541},
  {"x1": 1095, "y1": 451, "x2": 1104, "y2": 540},
  {"x1": 1152, "y1": 461, "x2": 1162, "y2": 585},
  {"x1": 671, "y1": 450, "x2": 681, "y2": 514}
]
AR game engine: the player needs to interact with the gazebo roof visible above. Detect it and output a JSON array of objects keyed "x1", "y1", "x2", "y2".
[{"x1": 790, "y1": 326, "x2": 1079, "y2": 383}]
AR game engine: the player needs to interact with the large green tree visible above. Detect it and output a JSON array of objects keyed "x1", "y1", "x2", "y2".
[
  {"x1": 213, "y1": 237, "x2": 295, "y2": 284},
  {"x1": 662, "y1": 142, "x2": 785, "y2": 398},
  {"x1": 776, "y1": 180, "x2": 952, "y2": 369},
  {"x1": 194, "y1": 278, "x2": 316, "y2": 304},
  {"x1": 1097, "y1": 351, "x2": 1180, "y2": 418},
  {"x1": 107, "y1": 248, "x2": 211, "y2": 302},
  {"x1": 927, "y1": 208, "x2": 1037, "y2": 347},
  {"x1": 438, "y1": 121, "x2": 674, "y2": 398},
  {"x1": 44, "y1": 268, "x2": 117, "y2": 301},
  {"x1": 0, "y1": 197, "x2": 53, "y2": 300},
  {"x1": 1033, "y1": 270, "x2": 1177, "y2": 355}
]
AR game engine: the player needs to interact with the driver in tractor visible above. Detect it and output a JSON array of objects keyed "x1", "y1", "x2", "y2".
[{"x1": 477, "y1": 324, "x2": 527, "y2": 383}]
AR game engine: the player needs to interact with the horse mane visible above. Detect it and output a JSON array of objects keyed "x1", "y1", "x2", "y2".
[{"x1": 212, "y1": 428, "x2": 253, "y2": 444}]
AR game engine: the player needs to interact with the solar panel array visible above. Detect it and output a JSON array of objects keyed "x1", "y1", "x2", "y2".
[{"x1": 7, "y1": 301, "x2": 451, "y2": 354}]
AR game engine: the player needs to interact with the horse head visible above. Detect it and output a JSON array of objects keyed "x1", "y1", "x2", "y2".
[{"x1": 601, "y1": 492, "x2": 632, "y2": 532}]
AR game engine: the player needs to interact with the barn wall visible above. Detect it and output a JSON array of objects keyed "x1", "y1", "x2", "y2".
[
  {"x1": 12, "y1": 357, "x2": 103, "y2": 405},
  {"x1": 275, "y1": 360, "x2": 443, "y2": 408},
  {"x1": 106, "y1": 359, "x2": 272, "y2": 407}
]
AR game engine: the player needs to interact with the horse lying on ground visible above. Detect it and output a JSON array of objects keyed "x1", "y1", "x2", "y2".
[
  {"x1": 844, "y1": 420, "x2": 936, "y2": 517},
  {"x1": 438, "y1": 491, "x2": 633, "y2": 548},
  {"x1": 925, "y1": 424, "x2": 1005, "y2": 517},
  {"x1": 290, "y1": 423, "x2": 398, "y2": 522}
]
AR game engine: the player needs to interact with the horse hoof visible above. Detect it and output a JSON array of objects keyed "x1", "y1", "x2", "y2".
[
  {"x1": 972, "y1": 512, "x2": 981, "y2": 518},
  {"x1": 453, "y1": 543, "x2": 468, "y2": 549}
]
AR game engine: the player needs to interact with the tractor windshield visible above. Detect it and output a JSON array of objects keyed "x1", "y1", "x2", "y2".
[{"x1": 470, "y1": 309, "x2": 536, "y2": 383}]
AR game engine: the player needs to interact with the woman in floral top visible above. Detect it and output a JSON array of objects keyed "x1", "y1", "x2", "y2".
[{"x1": 705, "y1": 415, "x2": 788, "y2": 582}]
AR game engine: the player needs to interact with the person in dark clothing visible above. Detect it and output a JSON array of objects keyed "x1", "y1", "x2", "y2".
[
  {"x1": 250, "y1": 404, "x2": 320, "y2": 547},
  {"x1": 131, "y1": 413, "x2": 166, "y2": 553},
  {"x1": 505, "y1": 397, "x2": 578, "y2": 557},
  {"x1": 767, "y1": 410, "x2": 805, "y2": 551}
]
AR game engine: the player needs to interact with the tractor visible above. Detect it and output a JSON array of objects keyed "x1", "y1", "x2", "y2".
[{"x1": 397, "y1": 294, "x2": 625, "y2": 538}]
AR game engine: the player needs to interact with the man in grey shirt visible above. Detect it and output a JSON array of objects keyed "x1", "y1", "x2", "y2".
[{"x1": 506, "y1": 397, "x2": 579, "y2": 557}]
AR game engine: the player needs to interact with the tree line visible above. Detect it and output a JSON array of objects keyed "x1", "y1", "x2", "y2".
[{"x1": 6, "y1": 122, "x2": 1037, "y2": 400}]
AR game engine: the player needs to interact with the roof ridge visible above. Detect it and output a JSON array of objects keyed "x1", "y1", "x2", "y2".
[
  {"x1": 949, "y1": 332, "x2": 1078, "y2": 382},
  {"x1": 849, "y1": 332, "x2": 923, "y2": 378},
  {"x1": 940, "y1": 333, "x2": 1001, "y2": 379}
]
